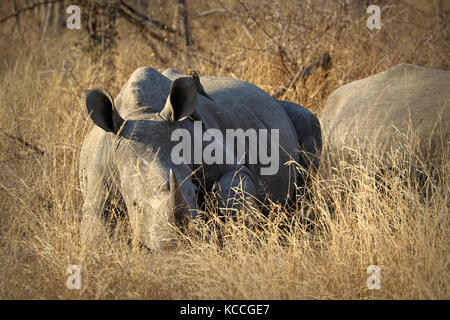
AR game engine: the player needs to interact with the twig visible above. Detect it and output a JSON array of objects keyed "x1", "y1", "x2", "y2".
[
  {"x1": 119, "y1": 1, "x2": 233, "y2": 72},
  {"x1": 11, "y1": 0, "x2": 24, "y2": 42},
  {"x1": 118, "y1": 0, "x2": 175, "y2": 33},
  {"x1": 41, "y1": 2, "x2": 53, "y2": 41},
  {"x1": 191, "y1": 8, "x2": 230, "y2": 17},
  {"x1": 0, "y1": 0, "x2": 62, "y2": 24},
  {"x1": 272, "y1": 53, "x2": 331, "y2": 99},
  {"x1": 235, "y1": 0, "x2": 298, "y2": 76},
  {"x1": 1, "y1": 131, "x2": 45, "y2": 155},
  {"x1": 139, "y1": 29, "x2": 169, "y2": 64},
  {"x1": 179, "y1": 0, "x2": 193, "y2": 47},
  {"x1": 396, "y1": 0, "x2": 440, "y2": 17},
  {"x1": 189, "y1": 50, "x2": 233, "y2": 73},
  {"x1": 117, "y1": 6, "x2": 173, "y2": 49}
]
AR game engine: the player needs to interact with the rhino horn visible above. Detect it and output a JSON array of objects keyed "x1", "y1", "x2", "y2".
[{"x1": 168, "y1": 169, "x2": 191, "y2": 226}]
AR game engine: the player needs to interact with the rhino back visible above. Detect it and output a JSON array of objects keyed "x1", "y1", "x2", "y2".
[
  {"x1": 110, "y1": 67, "x2": 300, "y2": 202},
  {"x1": 163, "y1": 69, "x2": 297, "y2": 142},
  {"x1": 321, "y1": 63, "x2": 450, "y2": 161},
  {"x1": 163, "y1": 69, "x2": 299, "y2": 202}
]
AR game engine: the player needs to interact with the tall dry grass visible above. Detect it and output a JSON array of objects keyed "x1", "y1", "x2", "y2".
[{"x1": 0, "y1": 0, "x2": 448, "y2": 299}]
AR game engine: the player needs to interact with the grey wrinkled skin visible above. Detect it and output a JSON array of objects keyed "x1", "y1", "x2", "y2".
[
  {"x1": 321, "y1": 63, "x2": 449, "y2": 166},
  {"x1": 79, "y1": 67, "x2": 322, "y2": 250}
]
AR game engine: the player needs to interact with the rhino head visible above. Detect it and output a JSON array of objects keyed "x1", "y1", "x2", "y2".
[{"x1": 85, "y1": 77, "x2": 200, "y2": 250}]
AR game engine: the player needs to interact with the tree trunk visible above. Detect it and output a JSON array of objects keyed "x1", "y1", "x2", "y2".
[{"x1": 180, "y1": 0, "x2": 193, "y2": 47}]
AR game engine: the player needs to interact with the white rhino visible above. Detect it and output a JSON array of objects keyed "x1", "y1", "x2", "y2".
[
  {"x1": 79, "y1": 67, "x2": 322, "y2": 250},
  {"x1": 321, "y1": 63, "x2": 449, "y2": 163}
]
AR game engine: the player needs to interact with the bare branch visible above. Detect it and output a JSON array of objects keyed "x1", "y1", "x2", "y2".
[
  {"x1": 192, "y1": 8, "x2": 230, "y2": 17},
  {"x1": 0, "y1": 0, "x2": 62, "y2": 24},
  {"x1": 179, "y1": 0, "x2": 193, "y2": 47},
  {"x1": 1, "y1": 131, "x2": 45, "y2": 155},
  {"x1": 272, "y1": 53, "x2": 331, "y2": 99},
  {"x1": 118, "y1": 0, "x2": 175, "y2": 33}
]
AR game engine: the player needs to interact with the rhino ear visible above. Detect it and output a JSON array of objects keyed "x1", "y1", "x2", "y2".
[
  {"x1": 85, "y1": 88, "x2": 124, "y2": 133},
  {"x1": 160, "y1": 78, "x2": 197, "y2": 122}
]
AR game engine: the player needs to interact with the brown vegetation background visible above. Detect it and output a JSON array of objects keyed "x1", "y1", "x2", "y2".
[{"x1": 0, "y1": 0, "x2": 448, "y2": 299}]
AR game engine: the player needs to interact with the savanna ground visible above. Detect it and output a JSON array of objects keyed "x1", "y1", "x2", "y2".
[{"x1": 0, "y1": 0, "x2": 448, "y2": 299}]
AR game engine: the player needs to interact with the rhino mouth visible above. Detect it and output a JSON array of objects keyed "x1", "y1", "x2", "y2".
[{"x1": 138, "y1": 169, "x2": 193, "y2": 225}]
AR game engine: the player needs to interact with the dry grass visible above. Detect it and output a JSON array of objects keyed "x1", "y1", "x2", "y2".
[{"x1": 0, "y1": 0, "x2": 448, "y2": 299}]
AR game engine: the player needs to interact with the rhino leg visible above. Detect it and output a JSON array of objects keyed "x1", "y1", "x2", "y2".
[
  {"x1": 277, "y1": 100, "x2": 322, "y2": 223},
  {"x1": 79, "y1": 127, "x2": 128, "y2": 246},
  {"x1": 215, "y1": 170, "x2": 257, "y2": 214},
  {"x1": 277, "y1": 100, "x2": 322, "y2": 172},
  {"x1": 80, "y1": 182, "x2": 109, "y2": 247}
]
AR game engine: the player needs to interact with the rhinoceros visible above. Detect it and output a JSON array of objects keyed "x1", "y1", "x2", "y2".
[
  {"x1": 321, "y1": 63, "x2": 449, "y2": 164},
  {"x1": 79, "y1": 67, "x2": 322, "y2": 250}
]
